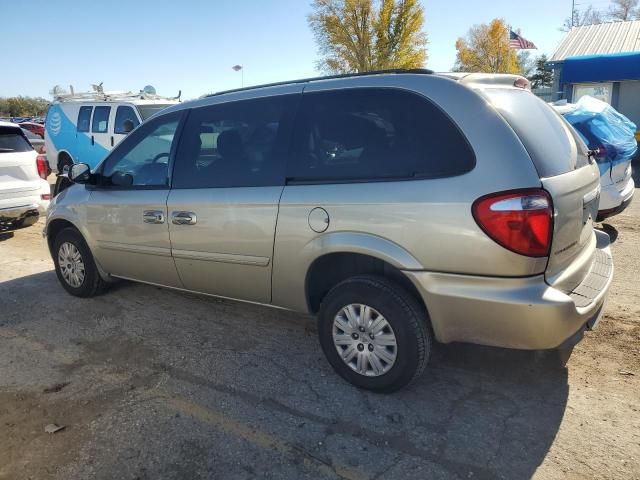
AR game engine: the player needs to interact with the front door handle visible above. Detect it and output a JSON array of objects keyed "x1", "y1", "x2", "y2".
[
  {"x1": 143, "y1": 210, "x2": 165, "y2": 224},
  {"x1": 172, "y1": 211, "x2": 197, "y2": 225}
]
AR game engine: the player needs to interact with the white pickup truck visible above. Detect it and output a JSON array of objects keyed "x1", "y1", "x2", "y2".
[{"x1": 0, "y1": 121, "x2": 51, "y2": 233}]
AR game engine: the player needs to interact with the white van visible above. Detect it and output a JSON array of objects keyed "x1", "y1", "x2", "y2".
[{"x1": 45, "y1": 85, "x2": 179, "y2": 173}]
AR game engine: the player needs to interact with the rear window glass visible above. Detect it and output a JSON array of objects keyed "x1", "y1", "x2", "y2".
[
  {"x1": 288, "y1": 88, "x2": 475, "y2": 182},
  {"x1": 137, "y1": 105, "x2": 172, "y2": 120},
  {"x1": 0, "y1": 127, "x2": 32, "y2": 153},
  {"x1": 482, "y1": 89, "x2": 589, "y2": 177}
]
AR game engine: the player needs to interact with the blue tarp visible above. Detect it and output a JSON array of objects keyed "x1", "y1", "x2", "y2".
[
  {"x1": 561, "y1": 52, "x2": 640, "y2": 83},
  {"x1": 563, "y1": 96, "x2": 638, "y2": 173}
]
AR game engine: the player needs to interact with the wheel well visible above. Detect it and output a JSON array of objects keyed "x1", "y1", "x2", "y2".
[
  {"x1": 305, "y1": 252, "x2": 426, "y2": 314},
  {"x1": 46, "y1": 219, "x2": 77, "y2": 253}
]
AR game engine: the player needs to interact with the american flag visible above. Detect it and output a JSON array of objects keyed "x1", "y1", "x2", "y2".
[{"x1": 509, "y1": 30, "x2": 537, "y2": 50}]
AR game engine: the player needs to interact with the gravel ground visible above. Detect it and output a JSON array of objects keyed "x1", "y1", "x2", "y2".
[{"x1": 0, "y1": 181, "x2": 638, "y2": 479}]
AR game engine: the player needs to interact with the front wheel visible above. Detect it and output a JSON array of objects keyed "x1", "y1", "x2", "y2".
[
  {"x1": 318, "y1": 275, "x2": 431, "y2": 393},
  {"x1": 53, "y1": 227, "x2": 107, "y2": 297}
]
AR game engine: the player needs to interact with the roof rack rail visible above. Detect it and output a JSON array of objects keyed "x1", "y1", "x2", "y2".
[
  {"x1": 205, "y1": 68, "x2": 433, "y2": 98},
  {"x1": 50, "y1": 83, "x2": 181, "y2": 103}
]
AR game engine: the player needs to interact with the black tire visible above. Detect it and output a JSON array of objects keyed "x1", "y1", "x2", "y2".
[
  {"x1": 52, "y1": 227, "x2": 107, "y2": 297},
  {"x1": 318, "y1": 275, "x2": 431, "y2": 393}
]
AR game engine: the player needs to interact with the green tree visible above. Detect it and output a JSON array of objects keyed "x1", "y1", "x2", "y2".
[
  {"x1": 529, "y1": 54, "x2": 553, "y2": 88},
  {"x1": 454, "y1": 19, "x2": 520, "y2": 74},
  {"x1": 0, "y1": 96, "x2": 49, "y2": 117},
  {"x1": 517, "y1": 50, "x2": 536, "y2": 78},
  {"x1": 308, "y1": 0, "x2": 428, "y2": 74}
]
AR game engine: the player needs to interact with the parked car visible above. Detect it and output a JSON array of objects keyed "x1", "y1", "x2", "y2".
[
  {"x1": 552, "y1": 96, "x2": 636, "y2": 220},
  {"x1": 0, "y1": 121, "x2": 51, "y2": 232},
  {"x1": 21, "y1": 127, "x2": 45, "y2": 153},
  {"x1": 44, "y1": 71, "x2": 613, "y2": 392},
  {"x1": 19, "y1": 121, "x2": 45, "y2": 139},
  {"x1": 45, "y1": 86, "x2": 179, "y2": 174}
]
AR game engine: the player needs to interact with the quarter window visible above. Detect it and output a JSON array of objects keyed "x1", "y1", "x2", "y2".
[
  {"x1": 114, "y1": 106, "x2": 140, "y2": 134},
  {"x1": 91, "y1": 106, "x2": 111, "y2": 133},
  {"x1": 77, "y1": 106, "x2": 93, "y2": 132},
  {"x1": 101, "y1": 111, "x2": 182, "y2": 187},
  {"x1": 288, "y1": 88, "x2": 475, "y2": 182},
  {"x1": 172, "y1": 95, "x2": 297, "y2": 188}
]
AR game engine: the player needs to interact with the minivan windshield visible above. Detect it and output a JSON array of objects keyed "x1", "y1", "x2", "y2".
[
  {"x1": 0, "y1": 127, "x2": 32, "y2": 153},
  {"x1": 136, "y1": 105, "x2": 173, "y2": 120}
]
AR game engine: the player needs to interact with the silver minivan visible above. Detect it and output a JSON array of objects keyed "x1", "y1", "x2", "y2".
[{"x1": 45, "y1": 70, "x2": 613, "y2": 392}]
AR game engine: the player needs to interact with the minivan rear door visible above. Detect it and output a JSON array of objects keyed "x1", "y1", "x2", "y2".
[{"x1": 481, "y1": 88, "x2": 600, "y2": 292}]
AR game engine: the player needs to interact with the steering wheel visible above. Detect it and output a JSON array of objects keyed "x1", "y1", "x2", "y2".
[{"x1": 152, "y1": 152, "x2": 169, "y2": 163}]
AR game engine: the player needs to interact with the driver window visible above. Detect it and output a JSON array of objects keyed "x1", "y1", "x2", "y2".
[{"x1": 102, "y1": 112, "x2": 181, "y2": 187}]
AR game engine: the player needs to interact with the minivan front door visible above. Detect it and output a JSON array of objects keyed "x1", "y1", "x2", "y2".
[
  {"x1": 167, "y1": 90, "x2": 300, "y2": 303},
  {"x1": 85, "y1": 111, "x2": 185, "y2": 287}
]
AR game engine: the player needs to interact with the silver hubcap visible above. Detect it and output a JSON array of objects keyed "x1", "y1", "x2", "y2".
[
  {"x1": 58, "y1": 242, "x2": 85, "y2": 288},
  {"x1": 332, "y1": 304, "x2": 397, "y2": 377}
]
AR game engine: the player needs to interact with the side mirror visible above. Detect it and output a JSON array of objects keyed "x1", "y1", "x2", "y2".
[{"x1": 69, "y1": 163, "x2": 91, "y2": 184}]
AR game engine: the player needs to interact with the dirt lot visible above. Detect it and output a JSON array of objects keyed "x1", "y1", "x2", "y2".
[{"x1": 0, "y1": 184, "x2": 638, "y2": 479}]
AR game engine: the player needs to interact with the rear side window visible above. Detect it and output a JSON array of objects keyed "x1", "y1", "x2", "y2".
[
  {"x1": 91, "y1": 106, "x2": 111, "y2": 133},
  {"x1": 288, "y1": 88, "x2": 475, "y2": 182},
  {"x1": 0, "y1": 127, "x2": 32, "y2": 153},
  {"x1": 77, "y1": 106, "x2": 93, "y2": 132},
  {"x1": 114, "y1": 106, "x2": 140, "y2": 134},
  {"x1": 173, "y1": 95, "x2": 298, "y2": 188},
  {"x1": 482, "y1": 89, "x2": 589, "y2": 177}
]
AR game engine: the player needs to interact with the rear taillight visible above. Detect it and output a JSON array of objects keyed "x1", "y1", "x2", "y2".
[
  {"x1": 472, "y1": 189, "x2": 553, "y2": 257},
  {"x1": 36, "y1": 154, "x2": 51, "y2": 180}
]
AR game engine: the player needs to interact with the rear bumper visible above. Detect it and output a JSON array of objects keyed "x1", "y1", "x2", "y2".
[
  {"x1": 405, "y1": 231, "x2": 613, "y2": 350},
  {"x1": 0, "y1": 183, "x2": 50, "y2": 232},
  {"x1": 597, "y1": 176, "x2": 634, "y2": 220},
  {"x1": 0, "y1": 203, "x2": 43, "y2": 232}
]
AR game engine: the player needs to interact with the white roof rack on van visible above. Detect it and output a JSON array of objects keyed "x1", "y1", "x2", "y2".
[{"x1": 50, "y1": 83, "x2": 181, "y2": 103}]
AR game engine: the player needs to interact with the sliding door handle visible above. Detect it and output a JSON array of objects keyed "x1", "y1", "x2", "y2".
[
  {"x1": 172, "y1": 211, "x2": 197, "y2": 225},
  {"x1": 143, "y1": 210, "x2": 165, "y2": 224}
]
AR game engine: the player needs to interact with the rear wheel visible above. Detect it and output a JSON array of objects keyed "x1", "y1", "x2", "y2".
[
  {"x1": 318, "y1": 275, "x2": 431, "y2": 393},
  {"x1": 53, "y1": 227, "x2": 107, "y2": 297}
]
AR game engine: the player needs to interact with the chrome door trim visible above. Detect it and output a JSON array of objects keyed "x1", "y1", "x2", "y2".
[
  {"x1": 97, "y1": 240, "x2": 172, "y2": 257},
  {"x1": 171, "y1": 249, "x2": 270, "y2": 266}
]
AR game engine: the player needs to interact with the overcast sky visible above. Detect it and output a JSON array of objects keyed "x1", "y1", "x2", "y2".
[{"x1": 2, "y1": 0, "x2": 589, "y2": 100}]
